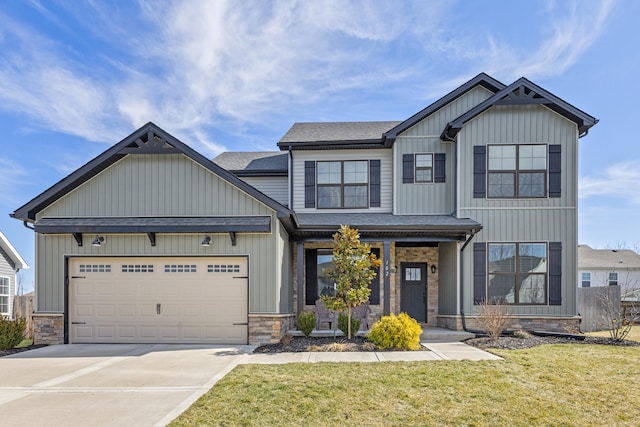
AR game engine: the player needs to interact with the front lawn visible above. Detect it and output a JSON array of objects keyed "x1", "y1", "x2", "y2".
[
  {"x1": 171, "y1": 344, "x2": 640, "y2": 426},
  {"x1": 588, "y1": 325, "x2": 640, "y2": 342}
]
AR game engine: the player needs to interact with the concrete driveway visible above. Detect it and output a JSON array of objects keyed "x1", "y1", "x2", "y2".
[{"x1": 0, "y1": 344, "x2": 255, "y2": 427}]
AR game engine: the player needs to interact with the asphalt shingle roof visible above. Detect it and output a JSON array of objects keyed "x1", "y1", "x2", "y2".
[
  {"x1": 212, "y1": 152, "x2": 288, "y2": 172},
  {"x1": 578, "y1": 245, "x2": 640, "y2": 269},
  {"x1": 279, "y1": 121, "x2": 401, "y2": 144}
]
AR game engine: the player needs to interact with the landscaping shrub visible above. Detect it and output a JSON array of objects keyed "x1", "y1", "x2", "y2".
[
  {"x1": 512, "y1": 329, "x2": 532, "y2": 339},
  {"x1": 367, "y1": 313, "x2": 422, "y2": 350},
  {"x1": 297, "y1": 311, "x2": 316, "y2": 337},
  {"x1": 0, "y1": 317, "x2": 26, "y2": 351},
  {"x1": 338, "y1": 312, "x2": 360, "y2": 338},
  {"x1": 477, "y1": 299, "x2": 511, "y2": 340}
]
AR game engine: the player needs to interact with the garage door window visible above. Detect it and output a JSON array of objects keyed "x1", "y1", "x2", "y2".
[
  {"x1": 164, "y1": 264, "x2": 197, "y2": 273},
  {"x1": 80, "y1": 264, "x2": 111, "y2": 273},
  {"x1": 121, "y1": 264, "x2": 154, "y2": 273},
  {"x1": 208, "y1": 264, "x2": 240, "y2": 273}
]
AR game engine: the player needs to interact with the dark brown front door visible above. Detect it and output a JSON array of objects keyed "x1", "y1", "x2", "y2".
[{"x1": 400, "y1": 263, "x2": 427, "y2": 322}]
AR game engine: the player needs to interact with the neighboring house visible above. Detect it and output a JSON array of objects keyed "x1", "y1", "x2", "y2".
[
  {"x1": 578, "y1": 245, "x2": 640, "y2": 300},
  {"x1": 11, "y1": 72, "x2": 597, "y2": 345},
  {"x1": 0, "y1": 231, "x2": 29, "y2": 318}
]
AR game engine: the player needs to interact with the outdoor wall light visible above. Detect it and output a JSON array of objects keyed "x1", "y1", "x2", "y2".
[
  {"x1": 92, "y1": 236, "x2": 105, "y2": 247},
  {"x1": 431, "y1": 264, "x2": 437, "y2": 274},
  {"x1": 201, "y1": 235, "x2": 212, "y2": 247}
]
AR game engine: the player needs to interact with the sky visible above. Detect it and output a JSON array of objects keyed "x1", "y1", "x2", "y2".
[{"x1": 1, "y1": 0, "x2": 638, "y2": 292}]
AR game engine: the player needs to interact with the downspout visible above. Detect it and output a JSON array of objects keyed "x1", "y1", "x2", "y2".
[
  {"x1": 459, "y1": 228, "x2": 479, "y2": 332},
  {"x1": 288, "y1": 147, "x2": 293, "y2": 209},
  {"x1": 23, "y1": 221, "x2": 35, "y2": 230}
]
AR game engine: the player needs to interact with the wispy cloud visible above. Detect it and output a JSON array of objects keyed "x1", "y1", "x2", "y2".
[
  {"x1": 580, "y1": 160, "x2": 640, "y2": 204},
  {"x1": 0, "y1": 158, "x2": 29, "y2": 207},
  {"x1": 0, "y1": 0, "x2": 615, "y2": 158}
]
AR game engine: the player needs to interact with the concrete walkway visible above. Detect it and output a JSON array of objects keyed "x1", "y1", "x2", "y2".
[{"x1": 245, "y1": 342, "x2": 500, "y2": 364}]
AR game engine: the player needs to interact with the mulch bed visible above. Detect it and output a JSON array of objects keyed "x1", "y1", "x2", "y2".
[
  {"x1": 0, "y1": 344, "x2": 48, "y2": 358},
  {"x1": 254, "y1": 334, "x2": 640, "y2": 353},
  {"x1": 254, "y1": 336, "x2": 429, "y2": 353}
]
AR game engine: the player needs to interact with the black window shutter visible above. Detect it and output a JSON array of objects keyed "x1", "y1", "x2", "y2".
[
  {"x1": 402, "y1": 154, "x2": 414, "y2": 183},
  {"x1": 434, "y1": 153, "x2": 446, "y2": 183},
  {"x1": 473, "y1": 146, "x2": 486, "y2": 198},
  {"x1": 369, "y1": 248, "x2": 381, "y2": 305},
  {"x1": 548, "y1": 145, "x2": 561, "y2": 198},
  {"x1": 369, "y1": 160, "x2": 381, "y2": 207},
  {"x1": 304, "y1": 161, "x2": 316, "y2": 208},
  {"x1": 473, "y1": 242, "x2": 487, "y2": 304},
  {"x1": 548, "y1": 242, "x2": 562, "y2": 305},
  {"x1": 305, "y1": 249, "x2": 318, "y2": 305}
]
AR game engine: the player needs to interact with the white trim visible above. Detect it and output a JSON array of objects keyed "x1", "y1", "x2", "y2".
[
  {"x1": 0, "y1": 275, "x2": 10, "y2": 315},
  {"x1": 0, "y1": 231, "x2": 29, "y2": 270}
]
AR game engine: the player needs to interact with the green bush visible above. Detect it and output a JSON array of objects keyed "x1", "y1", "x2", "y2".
[
  {"x1": 297, "y1": 311, "x2": 316, "y2": 337},
  {"x1": 0, "y1": 317, "x2": 26, "y2": 351},
  {"x1": 337, "y1": 312, "x2": 360, "y2": 338},
  {"x1": 367, "y1": 313, "x2": 422, "y2": 350}
]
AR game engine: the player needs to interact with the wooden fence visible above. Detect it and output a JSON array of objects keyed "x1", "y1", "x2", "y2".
[
  {"x1": 13, "y1": 294, "x2": 34, "y2": 338},
  {"x1": 577, "y1": 285, "x2": 620, "y2": 332}
]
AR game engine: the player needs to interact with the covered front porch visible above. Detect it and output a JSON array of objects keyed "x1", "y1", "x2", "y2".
[{"x1": 290, "y1": 213, "x2": 482, "y2": 330}]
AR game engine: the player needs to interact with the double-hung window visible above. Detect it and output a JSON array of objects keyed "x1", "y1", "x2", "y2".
[
  {"x1": 317, "y1": 161, "x2": 368, "y2": 208},
  {"x1": 581, "y1": 272, "x2": 591, "y2": 287},
  {"x1": 0, "y1": 277, "x2": 9, "y2": 314},
  {"x1": 488, "y1": 144, "x2": 547, "y2": 198},
  {"x1": 414, "y1": 153, "x2": 434, "y2": 183},
  {"x1": 608, "y1": 272, "x2": 618, "y2": 286},
  {"x1": 488, "y1": 243, "x2": 547, "y2": 304}
]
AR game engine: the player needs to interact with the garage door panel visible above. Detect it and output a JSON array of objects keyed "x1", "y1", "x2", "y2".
[{"x1": 70, "y1": 257, "x2": 248, "y2": 344}]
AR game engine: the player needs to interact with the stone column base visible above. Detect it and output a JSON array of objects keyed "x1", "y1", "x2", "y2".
[
  {"x1": 437, "y1": 314, "x2": 581, "y2": 333},
  {"x1": 32, "y1": 313, "x2": 64, "y2": 345},
  {"x1": 248, "y1": 314, "x2": 295, "y2": 345}
]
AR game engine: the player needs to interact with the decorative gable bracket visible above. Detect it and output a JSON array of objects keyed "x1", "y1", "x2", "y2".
[
  {"x1": 117, "y1": 130, "x2": 179, "y2": 154},
  {"x1": 494, "y1": 84, "x2": 549, "y2": 106}
]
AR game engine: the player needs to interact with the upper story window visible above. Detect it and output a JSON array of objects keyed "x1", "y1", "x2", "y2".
[
  {"x1": 488, "y1": 242, "x2": 547, "y2": 304},
  {"x1": 487, "y1": 144, "x2": 547, "y2": 198},
  {"x1": 608, "y1": 272, "x2": 618, "y2": 286},
  {"x1": 317, "y1": 161, "x2": 368, "y2": 208},
  {"x1": 581, "y1": 272, "x2": 591, "y2": 287},
  {"x1": 414, "y1": 153, "x2": 433, "y2": 183}
]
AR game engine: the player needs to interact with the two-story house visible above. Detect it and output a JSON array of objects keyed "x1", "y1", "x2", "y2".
[
  {"x1": 11, "y1": 73, "x2": 597, "y2": 345},
  {"x1": 578, "y1": 245, "x2": 640, "y2": 301}
]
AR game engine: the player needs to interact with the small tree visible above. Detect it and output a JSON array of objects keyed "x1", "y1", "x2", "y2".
[
  {"x1": 321, "y1": 225, "x2": 381, "y2": 339},
  {"x1": 477, "y1": 299, "x2": 512, "y2": 341}
]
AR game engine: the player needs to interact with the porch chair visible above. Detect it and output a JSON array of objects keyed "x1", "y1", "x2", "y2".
[
  {"x1": 352, "y1": 303, "x2": 371, "y2": 331},
  {"x1": 314, "y1": 299, "x2": 335, "y2": 330}
]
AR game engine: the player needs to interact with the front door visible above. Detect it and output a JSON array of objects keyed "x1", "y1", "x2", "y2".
[{"x1": 400, "y1": 263, "x2": 427, "y2": 322}]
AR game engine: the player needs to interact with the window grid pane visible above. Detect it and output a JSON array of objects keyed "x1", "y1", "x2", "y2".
[
  {"x1": 488, "y1": 243, "x2": 547, "y2": 304},
  {"x1": 488, "y1": 145, "x2": 547, "y2": 198}
]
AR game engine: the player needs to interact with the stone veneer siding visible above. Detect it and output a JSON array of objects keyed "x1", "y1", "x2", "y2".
[
  {"x1": 438, "y1": 314, "x2": 581, "y2": 333},
  {"x1": 32, "y1": 313, "x2": 64, "y2": 345},
  {"x1": 248, "y1": 314, "x2": 295, "y2": 345}
]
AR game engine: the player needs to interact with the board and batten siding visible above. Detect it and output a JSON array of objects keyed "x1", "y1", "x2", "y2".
[
  {"x1": 0, "y1": 248, "x2": 16, "y2": 317},
  {"x1": 437, "y1": 242, "x2": 459, "y2": 315},
  {"x1": 241, "y1": 176, "x2": 288, "y2": 207},
  {"x1": 291, "y1": 149, "x2": 392, "y2": 213},
  {"x1": 35, "y1": 154, "x2": 289, "y2": 314},
  {"x1": 394, "y1": 137, "x2": 454, "y2": 214},
  {"x1": 393, "y1": 86, "x2": 494, "y2": 215},
  {"x1": 458, "y1": 104, "x2": 580, "y2": 316}
]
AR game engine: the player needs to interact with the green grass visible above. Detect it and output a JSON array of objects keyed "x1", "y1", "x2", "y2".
[
  {"x1": 171, "y1": 344, "x2": 640, "y2": 426},
  {"x1": 15, "y1": 338, "x2": 33, "y2": 348},
  {"x1": 588, "y1": 325, "x2": 640, "y2": 342}
]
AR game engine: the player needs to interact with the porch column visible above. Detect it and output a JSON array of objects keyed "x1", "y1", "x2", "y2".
[
  {"x1": 383, "y1": 240, "x2": 391, "y2": 315},
  {"x1": 297, "y1": 241, "x2": 304, "y2": 316}
]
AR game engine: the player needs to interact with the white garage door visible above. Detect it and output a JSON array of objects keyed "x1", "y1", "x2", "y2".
[{"x1": 69, "y1": 257, "x2": 248, "y2": 344}]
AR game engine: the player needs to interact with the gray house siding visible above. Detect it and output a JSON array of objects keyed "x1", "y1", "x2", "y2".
[
  {"x1": 241, "y1": 176, "x2": 288, "y2": 207},
  {"x1": 437, "y1": 242, "x2": 459, "y2": 315},
  {"x1": 0, "y1": 247, "x2": 16, "y2": 317},
  {"x1": 394, "y1": 86, "x2": 494, "y2": 215},
  {"x1": 458, "y1": 104, "x2": 579, "y2": 316},
  {"x1": 292, "y1": 149, "x2": 392, "y2": 213},
  {"x1": 35, "y1": 154, "x2": 287, "y2": 314}
]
